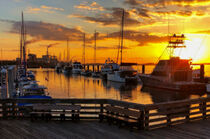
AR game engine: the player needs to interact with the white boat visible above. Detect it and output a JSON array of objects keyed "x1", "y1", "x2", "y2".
[
  {"x1": 107, "y1": 63, "x2": 138, "y2": 83},
  {"x1": 55, "y1": 63, "x2": 63, "y2": 73},
  {"x1": 101, "y1": 58, "x2": 119, "y2": 79},
  {"x1": 72, "y1": 62, "x2": 82, "y2": 74},
  {"x1": 63, "y1": 64, "x2": 72, "y2": 74},
  {"x1": 21, "y1": 81, "x2": 47, "y2": 96},
  {"x1": 107, "y1": 9, "x2": 138, "y2": 83}
]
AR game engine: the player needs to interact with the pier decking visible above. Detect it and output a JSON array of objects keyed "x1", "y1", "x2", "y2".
[
  {"x1": 1, "y1": 119, "x2": 210, "y2": 139},
  {"x1": 1, "y1": 97, "x2": 210, "y2": 138}
]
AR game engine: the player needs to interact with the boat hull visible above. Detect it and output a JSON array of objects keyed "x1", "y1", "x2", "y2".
[
  {"x1": 139, "y1": 74, "x2": 206, "y2": 92},
  {"x1": 107, "y1": 73, "x2": 137, "y2": 83}
]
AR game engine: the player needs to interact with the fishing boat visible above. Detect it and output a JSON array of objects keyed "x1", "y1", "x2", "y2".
[
  {"x1": 139, "y1": 34, "x2": 206, "y2": 92},
  {"x1": 107, "y1": 9, "x2": 138, "y2": 83},
  {"x1": 72, "y1": 62, "x2": 83, "y2": 74},
  {"x1": 101, "y1": 58, "x2": 119, "y2": 79}
]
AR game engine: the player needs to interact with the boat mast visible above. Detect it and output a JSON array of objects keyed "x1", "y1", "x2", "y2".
[
  {"x1": 83, "y1": 33, "x2": 86, "y2": 65},
  {"x1": 20, "y1": 12, "x2": 27, "y2": 75},
  {"x1": 67, "y1": 38, "x2": 69, "y2": 62},
  {"x1": 94, "y1": 30, "x2": 97, "y2": 64},
  {"x1": 120, "y1": 9, "x2": 125, "y2": 65}
]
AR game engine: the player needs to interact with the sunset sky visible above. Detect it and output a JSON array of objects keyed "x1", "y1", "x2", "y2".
[{"x1": 0, "y1": 0, "x2": 210, "y2": 64}]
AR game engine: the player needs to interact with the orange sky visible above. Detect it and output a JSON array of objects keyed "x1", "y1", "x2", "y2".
[{"x1": 0, "y1": 0, "x2": 210, "y2": 64}]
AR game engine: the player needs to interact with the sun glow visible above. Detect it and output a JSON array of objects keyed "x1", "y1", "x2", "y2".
[{"x1": 175, "y1": 34, "x2": 206, "y2": 62}]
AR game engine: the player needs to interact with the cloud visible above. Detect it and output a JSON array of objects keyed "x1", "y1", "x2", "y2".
[
  {"x1": 2, "y1": 19, "x2": 84, "y2": 41},
  {"x1": 69, "y1": 8, "x2": 153, "y2": 27},
  {"x1": 106, "y1": 30, "x2": 168, "y2": 46},
  {"x1": 195, "y1": 30, "x2": 210, "y2": 34},
  {"x1": 26, "y1": 5, "x2": 64, "y2": 14},
  {"x1": 74, "y1": 1, "x2": 104, "y2": 11}
]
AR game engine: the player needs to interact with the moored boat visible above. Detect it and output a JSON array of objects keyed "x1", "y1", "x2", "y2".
[
  {"x1": 139, "y1": 34, "x2": 206, "y2": 92},
  {"x1": 72, "y1": 62, "x2": 82, "y2": 74},
  {"x1": 101, "y1": 58, "x2": 119, "y2": 79}
]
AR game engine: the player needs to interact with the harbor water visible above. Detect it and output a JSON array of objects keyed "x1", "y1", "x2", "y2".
[{"x1": 31, "y1": 67, "x2": 210, "y2": 105}]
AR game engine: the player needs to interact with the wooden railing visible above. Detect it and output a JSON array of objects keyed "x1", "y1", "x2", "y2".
[{"x1": 0, "y1": 97, "x2": 210, "y2": 130}]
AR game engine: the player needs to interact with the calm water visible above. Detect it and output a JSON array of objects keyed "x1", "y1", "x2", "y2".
[{"x1": 31, "y1": 68, "x2": 209, "y2": 105}]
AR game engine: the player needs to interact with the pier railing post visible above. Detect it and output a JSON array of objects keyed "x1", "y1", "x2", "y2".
[
  {"x1": 202, "y1": 101, "x2": 206, "y2": 120},
  {"x1": 144, "y1": 109, "x2": 149, "y2": 130},
  {"x1": 185, "y1": 104, "x2": 190, "y2": 122},
  {"x1": 139, "y1": 109, "x2": 145, "y2": 130},
  {"x1": 142, "y1": 65, "x2": 145, "y2": 74}
]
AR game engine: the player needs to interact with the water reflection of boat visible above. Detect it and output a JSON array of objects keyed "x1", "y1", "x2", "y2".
[
  {"x1": 141, "y1": 86, "x2": 205, "y2": 104},
  {"x1": 139, "y1": 34, "x2": 206, "y2": 92},
  {"x1": 106, "y1": 81, "x2": 137, "y2": 99}
]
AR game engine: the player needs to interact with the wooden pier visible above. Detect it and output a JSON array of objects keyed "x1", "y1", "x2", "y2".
[
  {"x1": 0, "y1": 97, "x2": 210, "y2": 138},
  {"x1": 1, "y1": 97, "x2": 210, "y2": 130}
]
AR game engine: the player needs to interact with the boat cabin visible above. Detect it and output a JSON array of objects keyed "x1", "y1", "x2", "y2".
[{"x1": 151, "y1": 57, "x2": 192, "y2": 82}]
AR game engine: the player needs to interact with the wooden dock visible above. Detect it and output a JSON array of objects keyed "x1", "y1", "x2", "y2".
[
  {"x1": 1, "y1": 97, "x2": 210, "y2": 138},
  {"x1": 1, "y1": 119, "x2": 210, "y2": 138}
]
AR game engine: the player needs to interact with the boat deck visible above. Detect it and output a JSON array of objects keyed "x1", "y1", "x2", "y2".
[{"x1": 1, "y1": 119, "x2": 210, "y2": 139}]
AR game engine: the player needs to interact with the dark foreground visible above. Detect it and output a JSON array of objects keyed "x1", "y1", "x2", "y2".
[{"x1": 0, "y1": 120, "x2": 210, "y2": 139}]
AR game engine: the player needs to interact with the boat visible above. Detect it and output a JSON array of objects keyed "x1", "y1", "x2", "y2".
[
  {"x1": 55, "y1": 63, "x2": 63, "y2": 73},
  {"x1": 81, "y1": 33, "x2": 92, "y2": 77},
  {"x1": 72, "y1": 62, "x2": 83, "y2": 74},
  {"x1": 139, "y1": 34, "x2": 206, "y2": 92},
  {"x1": 20, "y1": 81, "x2": 48, "y2": 96},
  {"x1": 27, "y1": 70, "x2": 35, "y2": 80},
  {"x1": 107, "y1": 63, "x2": 138, "y2": 83},
  {"x1": 92, "y1": 71, "x2": 101, "y2": 78},
  {"x1": 107, "y1": 9, "x2": 138, "y2": 83},
  {"x1": 101, "y1": 58, "x2": 119, "y2": 79},
  {"x1": 63, "y1": 63, "x2": 72, "y2": 74},
  {"x1": 81, "y1": 70, "x2": 92, "y2": 76}
]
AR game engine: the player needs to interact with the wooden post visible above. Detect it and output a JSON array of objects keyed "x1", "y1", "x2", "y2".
[
  {"x1": 185, "y1": 104, "x2": 190, "y2": 122},
  {"x1": 167, "y1": 114, "x2": 171, "y2": 126},
  {"x1": 2, "y1": 102, "x2": 7, "y2": 119},
  {"x1": 139, "y1": 110, "x2": 145, "y2": 130},
  {"x1": 142, "y1": 65, "x2": 145, "y2": 74},
  {"x1": 97, "y1": 65, "x2": 100, "y2": 72},
  {"x1": 144, "y1": 109, "x2": 149, "y2": 130},
  {"x1": 100, "y1": 104, "x2": 103, "y2": 113},
  {"x1": 87, "y1": 65, "x2": 89, "y2": 71},
  {"x1": 200, "y1": 64, "x2": 204, "y2": 82},
  {"x1": 202, "y1": 102, "x2": 206, "y2": 120},
  {"x1": 92, "y1": 65, "x2": 95, "y2": 72}
]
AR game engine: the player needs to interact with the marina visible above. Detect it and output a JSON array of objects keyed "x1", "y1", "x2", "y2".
[{"x1": 1, "y1": 0, "x2": 210, "y2": 138}]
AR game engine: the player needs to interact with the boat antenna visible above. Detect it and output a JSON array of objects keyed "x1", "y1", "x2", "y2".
[{"x1": 120, "y1": 9, "x2": 125, "y2": 65}]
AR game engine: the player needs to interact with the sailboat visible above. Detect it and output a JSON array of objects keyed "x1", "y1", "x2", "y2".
[
  {"x1": 81, "y1": 33, "x2": 92, "y2": 76},
  {"x1": 139, "y1": 34, "x2": 206, "y2": 92},
  {"x1": 107, "y1": 9, "x2": 138, "y2": 83},
  {"x1": 92, "y1": 31, "x2": 101, "y2": 78},
  {"x1": 63, "y1": 39, "x2": 72, "y2": 74}
]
